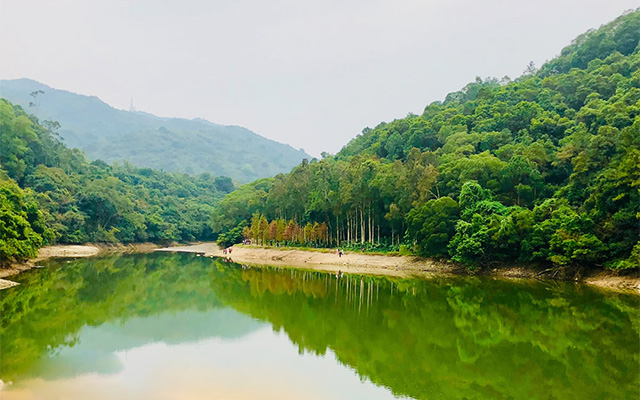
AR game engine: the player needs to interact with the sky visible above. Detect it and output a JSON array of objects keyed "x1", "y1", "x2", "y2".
[{"x1": 1, "y1": 1, "x2": 638, "y2": 157}]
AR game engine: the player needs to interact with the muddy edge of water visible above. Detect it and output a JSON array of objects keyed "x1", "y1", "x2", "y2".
[
  {"x1": 2, "y1": 242, "x2": 639, "y2": 294},
  {"x1": 0, "y1": 243, "x2": 160, "y2": 289}
]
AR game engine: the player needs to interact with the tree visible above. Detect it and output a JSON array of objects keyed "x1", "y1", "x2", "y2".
[
  {"x1": 0, "y1": 100, "x2": 38, "y2": 182},
  {"x1": 0, "y1": 175, "x2": 45, "y2": 265},
  {"x1": 448, "y1": 182, "x2": 510, "y2": 267},
  {"x1": 406, "y1": 197, "x2": 459, "y2": 257},
  {"x1": 527, "y1": 198, "x2": 607, "y2": 266},
  {"x1": 217, "y1": 220, "x2": 247, "y2": 248}
]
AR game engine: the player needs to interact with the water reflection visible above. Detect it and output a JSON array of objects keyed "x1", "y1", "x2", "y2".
[
  {"x1": 1, "y1": 253, "x2": 638, "y2": 399},
  {"x1": 28, "y1": 309, "x2": 263, "y2": 380}
]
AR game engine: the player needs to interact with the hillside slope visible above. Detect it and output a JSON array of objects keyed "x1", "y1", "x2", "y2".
[
  {"x1": 0, "y1": 79, "x2": 309, "y2": 183},
  {"x1": 0, "y1": 98, "x2": 234, "y2": 265},
  {"x1": 210, "y1": 9, "x2": 640, "y2": 271}
]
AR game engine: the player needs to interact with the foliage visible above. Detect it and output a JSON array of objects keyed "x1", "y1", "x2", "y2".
[
  {"x1": 406, "y1": 197, "x2": 458, "y2": 257},
  {"x1": 238, "y1": 214, "x2": 330, "y2": 247},
  {"x1": 208, "y1": 178, "x2": 274, "y2": 235},
  {"x1": 210, "y1": 10, "x2": 640, "y2": 270},
  {"x1": 0, "y1": 174, "x2": 48, "y2": 265},
  {"x1": 217, "y1": 220, "x2": 247, "y2": 248},
  {"x1": 2, "y1": 11, "x2": 639, "y2": 270},
  {"x1": 0, "y1": 99, "x2": 230, "y2": 262}
]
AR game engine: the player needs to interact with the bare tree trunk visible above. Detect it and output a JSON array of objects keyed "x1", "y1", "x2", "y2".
[
  {"x1": 368, "y1": 205, "x2": 372, "y2": 244},
  {"x1": 348, "y1": 214, "x2": 351, "y2": 245},
  {"x1": 360, "y1": 205, "x2": 365, "y2": 244},
  {"x1": 352, "y1": 213, "x2": 356, "y2": 245},
  {"x1": 349, "y1": 213, "x2": 352, "y2": 245},
  {"x1": 346, "y1": 216, "x2": 349, "y2": 244}
]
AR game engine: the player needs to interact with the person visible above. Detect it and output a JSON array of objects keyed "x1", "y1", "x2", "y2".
[
  {"x1": 338, "y1": 249, "x2": 342, "y2": 257},
  {"x1": 229, "y1": 248, "x2": 233, "y2": 254}
]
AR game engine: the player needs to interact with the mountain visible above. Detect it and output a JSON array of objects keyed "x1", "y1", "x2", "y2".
[
  {"x1": 1, "y1": 95, "x2": 235, "y2": 264},
  {"x1": 0, "y1": 79, "x2": 309, "y2": 183}
]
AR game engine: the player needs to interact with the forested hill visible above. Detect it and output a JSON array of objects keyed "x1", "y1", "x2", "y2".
[
  {"x1": 0, "y1": 99, "x2": 233, "y2": 266},
  {"x1": 210, "y1": 10, "x2": 640, "y2": 270},
  {"x1": 338, "y1": 10, "x2": 640, "y2": 159},
  {"x1": 0, "y1": 79, "x2": 309, "y2": 183}
]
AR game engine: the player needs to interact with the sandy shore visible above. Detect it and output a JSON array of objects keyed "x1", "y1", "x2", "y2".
[
  {"x1": 157, "y1": 242, "x2": 463, "y2": 278},
  {"x1": 2, "y1": 242, "x2": 638, "y2": 294},
  {"x1": 0, "y1": 243, "x2": 161, "y2": 289},
  {"x1": 157, "y1": 243, "x2": 640, "y2": 294},
  {"x1": 35, "y1": 244, "x2": 102, "y2": 260}
]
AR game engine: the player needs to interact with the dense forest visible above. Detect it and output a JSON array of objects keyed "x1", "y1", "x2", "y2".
[
  {"x1": 212, "y1": 10, "x2": 640, "y2": 270},
  {"x1": 2, "y1": 10, "x2": 639, "y2": 271},
  {"x1": 0, "y1": 99, "x2": 233, "y2": 266}
]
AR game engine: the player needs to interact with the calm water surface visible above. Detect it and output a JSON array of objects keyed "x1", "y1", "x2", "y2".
[{"x1": 1, "y1": 253, "x2": 638, "y2": 399}]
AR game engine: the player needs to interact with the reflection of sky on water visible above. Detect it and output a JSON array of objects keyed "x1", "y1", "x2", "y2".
[
  {"x1": 21, "y1": 308, "x2": 265, "y2": 381},
  {"x1": 3, "y1": 254, "x2": 637, "y2": 399},
  {"x1": 4, "y1": 317, "x2": 403, "y2": 400}
]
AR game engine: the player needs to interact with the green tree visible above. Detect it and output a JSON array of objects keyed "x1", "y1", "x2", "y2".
[
  {"x1": 406, "y1": 197, "x2": 459, "y2": 257},
  {"x1": 0, "y1": 175, "x2": 46, "y2": 265}
]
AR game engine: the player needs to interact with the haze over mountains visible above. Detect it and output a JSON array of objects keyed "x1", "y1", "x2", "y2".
[{"x1": 0, "y1": 79, "x2": 309, "y2": 183}]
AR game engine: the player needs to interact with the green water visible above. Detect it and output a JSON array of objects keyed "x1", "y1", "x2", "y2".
[{"x1": 1, "y1": 253, "x2": 638, "y2": 399}]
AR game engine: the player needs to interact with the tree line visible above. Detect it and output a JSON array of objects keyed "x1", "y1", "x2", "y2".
[
  {"x1": 217, "y1": 215, "x2": 330, "y2": 248},
  {"x1": 0, "y1": 99, "x2": 233, "y2": 266},
  {"x1": 211, "y1": 10, "x2": 640, "y2": 270},
  {"x1": 2, "y1": 10, "x2": 639, "y2": 271}
]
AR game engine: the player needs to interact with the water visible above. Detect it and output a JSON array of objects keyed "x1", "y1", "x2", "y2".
[{"x1": 1, "y1": 253, "x2": 638, "y2": 399}]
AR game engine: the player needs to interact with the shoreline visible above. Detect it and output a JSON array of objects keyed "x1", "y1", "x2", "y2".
[
  {"x1": 2, "y1": 242, "x2": 638, "y2": 294},
  {"x1": 157, "y1": 243, "x2": 640, "y2": 295},
  {"x1": 0, "y1": 242, "x2": 161, "y2": 289}
]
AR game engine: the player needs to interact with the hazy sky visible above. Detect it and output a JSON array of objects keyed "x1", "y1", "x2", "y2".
[{"x1": 1, "y1": 1, "x2": 637, "y2": 157}]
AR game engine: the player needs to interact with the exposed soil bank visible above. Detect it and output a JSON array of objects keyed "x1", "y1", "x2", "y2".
[
  {"x1": 0, "y1": 242, "x2": 162, "y2": 289},
  {"x1": 158, "y1": 243, "x2": 640, "y2": 295},
  {"x1": 2, "y1": 242, "x2": 637, "y2": 294}
]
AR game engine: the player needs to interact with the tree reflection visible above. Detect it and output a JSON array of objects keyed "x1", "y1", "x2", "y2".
[{"x1": 1, "y1": 253, "x2": 638, "y2": 399}]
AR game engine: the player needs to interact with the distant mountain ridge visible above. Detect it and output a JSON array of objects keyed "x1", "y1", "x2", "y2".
[{"x1": 0, "y1": 79, "x2": 309, "y2": 183}]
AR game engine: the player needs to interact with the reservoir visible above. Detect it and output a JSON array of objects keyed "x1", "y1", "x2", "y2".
[{"x1": 1, "y1": 253, "x2": 638, "y2": 399}]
